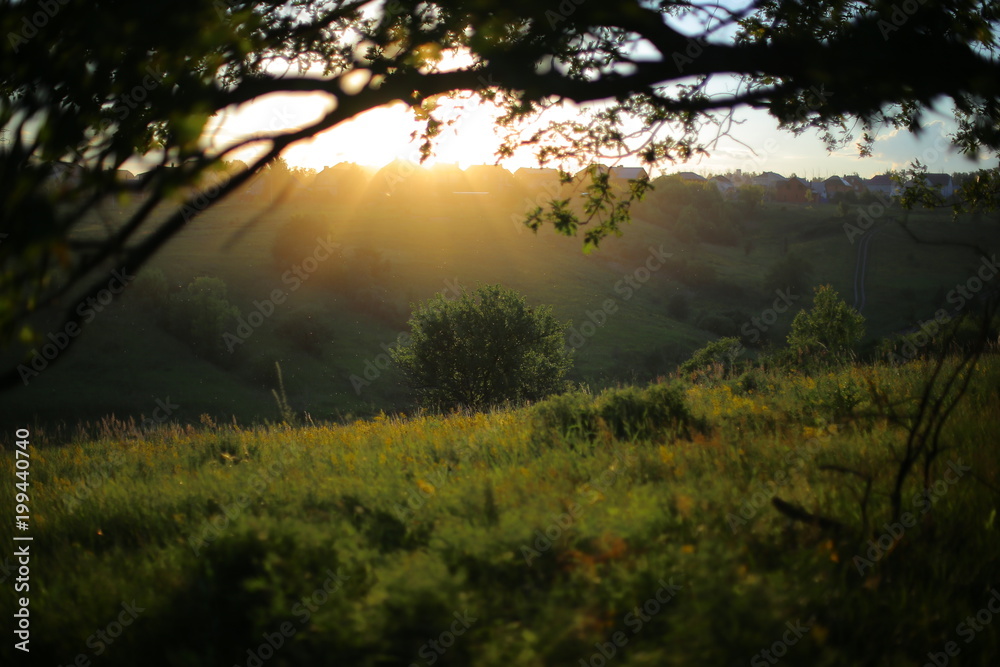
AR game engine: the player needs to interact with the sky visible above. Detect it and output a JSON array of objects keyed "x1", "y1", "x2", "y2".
[
  {"x1": 208, "y1": 91, "x2": 998, "y2": 180},
  {"x1": 204, "y1": 0, "x2": 998, "y2": 180}
]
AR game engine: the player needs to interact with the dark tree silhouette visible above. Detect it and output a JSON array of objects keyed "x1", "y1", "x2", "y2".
[{"x1": 1, "y1": 0, "x2": 999, "y2": 389}]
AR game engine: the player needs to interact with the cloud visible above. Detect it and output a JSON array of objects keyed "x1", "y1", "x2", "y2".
[{"x1": 869, "y1": 120, "x2": 993, "y2": 172}]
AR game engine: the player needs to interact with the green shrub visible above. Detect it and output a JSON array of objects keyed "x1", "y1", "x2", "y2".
[
  {"x1": 529, "y1": 389, "x2": 600, "y2": 444},
  {"x1": 787, "y1": 284, "x2": 865, "y2": 361},
  {"x1": 807, "y1": 375, "x2": 866, "y2": 421},
  {"x1": 679, "y1": 336, "x2": 743, "y2": 376},
  {"x1": 698, "y1": 313, "x2": 738, "y2": 337},
  {"x1": 531, "y1": 382, "x2": 697, "y2": 444},
  {"x1": 391, "y1": 284, "x2": 572, "y2": 411},
  {"x1": 734, "y1": 369, "x2": 763, "y2": 394},
  {"x1": 130, "y1": 267, "x2": 170, "y2": 313},
  {"x1": 598, "y1": 383, "x2": 695, "y2": 441},
  {"x1": 168, "y1": 276, "x2": 241, "y2": 360}
]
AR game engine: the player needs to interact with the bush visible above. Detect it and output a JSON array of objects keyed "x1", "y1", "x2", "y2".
[
  {"x1": 807, "y1": 375, "x2": 866, "y2": 421},
  {"x1": 734, "y1": 369, "x2": 763, "y2": 394},
  {"x1": 787, "y1": 284, "x2": 865, "y2": 360},
  {"x1": 168, "y1": 277, "x2": 241, "y2": 360},
  {"x1": 679, "y1": 336, "x2": 744, "y2": 376},
  {"x1": 130, "y1": 267, "x2": 170, "y2": 313},
  {"x1": 531, "y1": 382, "x2": 697, "y2": 444},
  {"x1": 698, "y1": 313, "x2": 738, "y2": 337},
  {"x1": 529, "y1": 390, "x2": 600, "y2": 444},
  {"x1": 391, "y1": 284, "x2": 572, "y2": 411},
  {"x1": 598, "y1": 383, "x2": 695, "y2": 441}
]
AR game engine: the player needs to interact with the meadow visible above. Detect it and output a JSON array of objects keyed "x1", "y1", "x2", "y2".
[
  {"x1": 3, "y1": 182, "x2": 998, "y2": 428},
  {"x1": 3, "y1": 355, "x2": 998, "y2": 666}
]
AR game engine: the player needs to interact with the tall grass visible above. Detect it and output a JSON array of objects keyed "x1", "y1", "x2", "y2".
[{"x1": 2, "y1": 357, "x2": 999, "y2": 666}]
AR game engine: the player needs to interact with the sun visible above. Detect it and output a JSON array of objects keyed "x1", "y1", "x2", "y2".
[{"x1": 210, "y1": 91, "x2": 517, "y2": 172}]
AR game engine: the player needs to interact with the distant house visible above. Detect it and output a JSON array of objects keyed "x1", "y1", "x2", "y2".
[
  {"x1": 710, "y1": 175, "x2": 734, "y2": 195},
  {"x1": 372, "y1": 159, "x2": 424, "y2": 197},
  {"x1": 809, "y1": 180, "x2": 827, "y2": 201},
  {"x1": 751, "y1": 171, "x2": 787, "y2": 189},
  {"x1": 47, "y1": 161, "x2": 85, "y2": 192},
  {"x1": 844, "y1": 174, "x2": 867, "y2": 192},
  {"x1": 610, "y1": 166, "x2": 649, "y2": 183},
  {"x1": 925, "y1": 172, "x2": 955, "y2": 198},
  {"x1": 514, "y1": 167, "x2": 562, "y2": 194},
  {"x1": 463, "y1": 164, "x2": 515, "y2": 194},
  {"x1": 676, "y1": 171, "x2": 706, "y2": 182},
  {"x1": 428, "y1": 163, "x2": 469, "y2": 193},
  {"x1": 866, "y1": 174, "x2": 898, "y2": 197},
  {"x1": 774, "y1": 177, "x2": 810, "y2": 203},
  {"x1": 314, "y1": 162, "x2": 371, "y2": 196},
  {"x1": 823, "y1": 176, "x2": 853, "y2": 197},
  {"x1": 563, "y1": 164, "x2": 649, "y2": 197}
]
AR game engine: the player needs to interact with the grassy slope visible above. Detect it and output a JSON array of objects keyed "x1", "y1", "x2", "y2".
[
  {"x1": 2, "y1": 195, "x2": 997, "y2": 428},
  {"x1": 2, "y1": 356, "x2": 998, "y2": 666}
]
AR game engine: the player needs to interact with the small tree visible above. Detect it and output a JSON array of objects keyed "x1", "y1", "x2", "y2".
[
  {"x1": 787, "y1": 285, "x2": 865, "y2": 360},
  {"x1": 679, "y1": 336, "x2": 744, "y2": 377},
  {"x1": 391, "y1": 285, "x2": 572, "y2": 411}
]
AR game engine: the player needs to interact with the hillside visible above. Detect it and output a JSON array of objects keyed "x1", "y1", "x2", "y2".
[{"x1": 2, "y1": 183, "x2": 998, "y2": 427}]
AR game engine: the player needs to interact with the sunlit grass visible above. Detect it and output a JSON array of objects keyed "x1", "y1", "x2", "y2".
[{"x1": 3, "y1": 356, "x2": 999, "y2": 665}]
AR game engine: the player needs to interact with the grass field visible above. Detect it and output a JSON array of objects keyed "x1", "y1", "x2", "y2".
[
  {"x1": 2, "y1": 354, "x2": 999, "y2": 666},
  {"x1": 2, "y1": 188, "x2": 998, "y2": 429}
]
